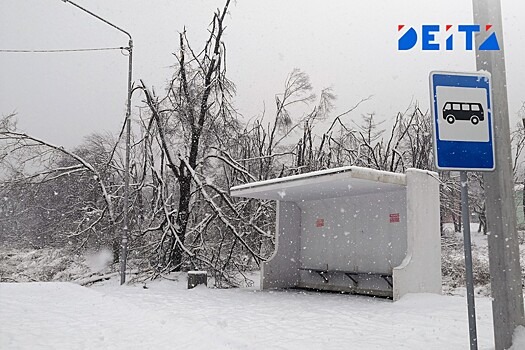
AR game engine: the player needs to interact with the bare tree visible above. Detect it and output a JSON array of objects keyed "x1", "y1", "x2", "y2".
[
  {"x1": 139, "y1": 0, "x2": 240, "y2": 272},
  {"x1": 0, "y1": 116, "x2": 123, "y2": 256}
]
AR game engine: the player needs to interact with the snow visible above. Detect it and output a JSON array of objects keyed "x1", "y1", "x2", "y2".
[
  {"x1": 0, "y1": 275, "x2": 502, "y2": 350},
  {"x1": 2, "y1": 226, "x2": 523, "y2": 349},
  {"x1": 443, "y1": 222, "x2": 489, "y2": 250},
  {"x1": 84, "y1": 248, "x2": 113, "y2": 273},
  {"x1": 0, "y1": 248, "x2": 91, "y2": 283},
  {"x1": 511, "y1": 326, "x2": 525, "y2": 350},
  {"x1": 230, "y1": 165, "x2": 406, "y2": 192}
]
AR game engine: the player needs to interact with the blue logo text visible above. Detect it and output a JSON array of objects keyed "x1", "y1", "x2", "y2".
[{"x1": 398, "y1": 24, "x2": 500, "y2": 51}]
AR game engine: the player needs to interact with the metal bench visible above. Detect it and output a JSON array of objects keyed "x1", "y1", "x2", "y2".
[{"x1": 299, "y1": 268, "x2": 393, "y2": 288}]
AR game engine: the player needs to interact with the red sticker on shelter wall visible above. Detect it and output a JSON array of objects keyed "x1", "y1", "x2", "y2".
[
  {"x1": 316, "y1": 218, "x2": 325, "y2": 227},
  {"x1": 389, "y1": 213, "x2": 400, "y2": 223}
]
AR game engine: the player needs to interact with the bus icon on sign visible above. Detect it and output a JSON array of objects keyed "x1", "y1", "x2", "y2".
[
  {"x1": 443, "y1": 102, "x2": 484, "y2": 125},
  {"x1": 430, "y1": 71, "x2": 494, "y2": 171}
]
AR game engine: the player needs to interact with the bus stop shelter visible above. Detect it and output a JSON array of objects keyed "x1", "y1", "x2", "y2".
[{"x1": 230, "y1": 166, "x2": 441, "y2": 300}]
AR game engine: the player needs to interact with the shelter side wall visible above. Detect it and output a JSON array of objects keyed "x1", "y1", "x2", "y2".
[
  {"x1": 261, "y1": 201, "x2": 301, "y2": 289},
  {"x1": 298, "y1": 191, "x2": 407, "y2": 274},
  {"x1": 393, "y1": 169, "x2": 441, "y2": 300}
]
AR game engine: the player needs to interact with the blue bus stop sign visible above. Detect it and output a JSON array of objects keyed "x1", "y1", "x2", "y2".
[{"x1": 429, "y1": 71, "x2": 495, "y2": 171}]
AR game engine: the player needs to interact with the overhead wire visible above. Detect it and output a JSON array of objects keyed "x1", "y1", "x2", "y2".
[{"x1": 0, "y1": 47, "x2": 126, "y2": 53}]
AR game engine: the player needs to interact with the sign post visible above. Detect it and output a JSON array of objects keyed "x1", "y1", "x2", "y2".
[
  {"x1": 430, "y1": 70, "x2": 495, "y2": 350},
  {"x1": 459, "y1": 170, "x2": 477, "y2": 350}
]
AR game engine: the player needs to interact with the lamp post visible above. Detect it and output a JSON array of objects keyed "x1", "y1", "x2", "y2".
[{"x1": 61, "y1": 0, "x2": 132, "y2": 285}]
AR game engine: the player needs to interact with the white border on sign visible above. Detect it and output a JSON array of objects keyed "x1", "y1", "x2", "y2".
[{"x1": 429, "y1": 70, "x2": 495, "y2": 172}]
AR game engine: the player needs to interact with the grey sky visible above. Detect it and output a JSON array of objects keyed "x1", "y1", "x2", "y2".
[{"x1": 1, "y1": 0, "x2": 524, "y2": 148}]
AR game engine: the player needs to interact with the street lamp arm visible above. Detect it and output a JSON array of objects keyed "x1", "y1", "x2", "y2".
[
  {"x1": 61, "y1": 0, "x2": 132, "y2": 42},
  {"x1": 61, "y1": 0, "x2": 133, "y2": 285}
]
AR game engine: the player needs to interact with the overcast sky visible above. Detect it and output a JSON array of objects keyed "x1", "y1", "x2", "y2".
[{"x1": 1, "y1": 0, "x2": 524, "y2": 147}]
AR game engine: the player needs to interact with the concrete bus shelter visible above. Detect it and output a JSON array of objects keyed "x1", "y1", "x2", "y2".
[{"x1": 230, "y1": 166, "x2": 441, "y2": 300}]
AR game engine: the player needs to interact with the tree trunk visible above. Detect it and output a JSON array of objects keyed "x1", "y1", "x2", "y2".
[{"x1": 171, "y1": 174, "x2": 191, "y2": 270}]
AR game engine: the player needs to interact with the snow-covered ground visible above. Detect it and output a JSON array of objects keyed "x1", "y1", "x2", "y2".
[
  {"x1": 1, "y1": 274, "x2": 521, "y2": 350},
  {"x1": 2, "y1": 224, "x2": 525, "y2": 349}
]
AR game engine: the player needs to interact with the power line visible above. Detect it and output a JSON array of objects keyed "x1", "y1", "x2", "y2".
[{"x1": 0, "y1": 47, "x2": 127, "y2": 53}]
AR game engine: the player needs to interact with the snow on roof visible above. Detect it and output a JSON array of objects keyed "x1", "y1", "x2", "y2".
[{"x1": 230, "y1": 166, "x2": 406, "y2": 201}]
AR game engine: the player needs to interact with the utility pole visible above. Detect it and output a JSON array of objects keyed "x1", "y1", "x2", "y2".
[
  {"x1": 121, "y1": 38, "x2": 132, "y2": 285},
  {"x1": 62, "y1": 0, "x2": 133, "y2": 285},
  {"x1": 472, "y1": 0, "x2": 525, "y2": 348}
]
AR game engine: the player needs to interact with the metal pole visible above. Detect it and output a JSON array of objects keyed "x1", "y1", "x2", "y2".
[
  {"x1": 61, "y1": 0, "x2": 132, "y2": 41},
  {"x1": 472, "y1": 1, "x2": 525, "y2": 349},
  {"x1": 120, "y1": 40, "x2": 132, "y2": 285},
  {"x1": 460, "y1": 171, "x2": 478, "y2": 350},
  {"x1": 61, "y1": 0, "x2": 132, "y2": 285}
]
